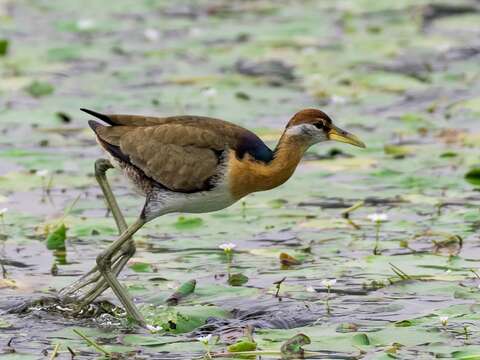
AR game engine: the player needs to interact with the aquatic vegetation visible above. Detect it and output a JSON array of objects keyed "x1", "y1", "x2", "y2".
[{"x1": 1, "y1": 0, "x2": 480, "y2": 358}]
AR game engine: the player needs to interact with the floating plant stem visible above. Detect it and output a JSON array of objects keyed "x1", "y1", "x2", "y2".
[
  {"x1": 321, "y1": 279, "x2": 336, "y2": 314},
  {"x1": 367, "y1": 213, "x2": 388, "y2": 255},
  {"x1": 49, "y1": 343, "x2": 60, "y2": 360},
  {"x1": 73, "y1": 329, "x2": 110, "y2": 356},
  {"x1": 219, "y1": 243, "x2": 236, "y2": 281}
]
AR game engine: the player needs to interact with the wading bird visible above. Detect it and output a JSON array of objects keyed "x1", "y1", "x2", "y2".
[{"x1": 60, "y1": 108, "x2": 365, "y2": 326}]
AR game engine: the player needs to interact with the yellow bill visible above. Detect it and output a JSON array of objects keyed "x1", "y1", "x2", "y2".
[{"x1": 328, "y1": 125, "x2": 366, "y2": 148}]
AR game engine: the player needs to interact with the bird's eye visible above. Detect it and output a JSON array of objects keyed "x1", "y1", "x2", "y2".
[{"x1": 314, "y1": 122, "x2": 326, "y2": 130}]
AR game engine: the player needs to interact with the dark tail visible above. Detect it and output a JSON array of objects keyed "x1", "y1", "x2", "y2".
[{"x1": 80, "y1": 108, "x2": 115, "y2": 125}]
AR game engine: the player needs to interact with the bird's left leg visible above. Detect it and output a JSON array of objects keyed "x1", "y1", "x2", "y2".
[
  {"x1": 60, "y1": 159, "x2": 134, "y2": 299},
  {"x1": 95, "y1": 217, "x2": 147, "y2": 326}
]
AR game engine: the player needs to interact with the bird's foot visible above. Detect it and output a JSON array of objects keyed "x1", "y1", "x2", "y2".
[{"x1": 59, "y1": 247, "x2": 133, "y2": 309}]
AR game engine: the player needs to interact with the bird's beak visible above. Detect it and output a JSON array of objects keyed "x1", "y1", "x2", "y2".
[{"x1": 328, "y1": 125, "x2": 366, "y2": 148}]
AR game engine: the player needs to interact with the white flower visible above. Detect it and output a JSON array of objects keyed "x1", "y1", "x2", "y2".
[
  {"x1": 219, "y1": 243, "x2": 236, "y2": 252},
  {"x1": 144, "y1": 28, "x2": 159, "y2": 42},
  {"x1": 146, "y1": 324, "x2": 162, "y2": 332},
  {"x1": 76, "y1": 19, "x2": 94, "y2": 31},
  {"x1": 197, "y1": 334, "x2": 212, "y2": 345},
  {"x1": 330, "y1": 95, "x2": 347, "y2": 105},
  {"x1": 440, "y1": 316, "x2": 448, "y2": 326},
  {"x1": 202, "y1": 87, "x2": 218, "y2": 100},
  {"x1": 367, "y1": 213, "x2": 388, "y2": 223},
  {"x1": 306, "y1": 286, "x2": 316, "y2": 293},
  {"x1": 190, "y1": 27, "x2": 203, "y2": 37},
  {"x1": 0, "y1": 208, "x2": 8, "y2": 216},
  {"x1": 321, "y1": 279, "x2": 337, "y2": 288},
  {"x1": 36, "y1": 169, "x2": 49, "y2": 178}
]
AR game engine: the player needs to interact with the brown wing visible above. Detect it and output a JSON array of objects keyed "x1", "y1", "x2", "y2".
[{"x1": 101, "y1": 125, "x2": 228, "y2": 192}]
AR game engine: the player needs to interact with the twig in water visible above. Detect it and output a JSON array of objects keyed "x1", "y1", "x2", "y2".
[
  {"x1": 49, "y1": 343, "x2": 60, "y2": 360},
  {"x1": 341, "y1": 201, "x2": 365, "y2": 219},
  {"x1": 273, "y1": 277, "x2": 286, "y2": 298},
  {"x1": 389, "y1": 263, "x2": 411, "y2": 280},
  {"x1": 73, "y1": 329, "x2": 110, "y2": 356}
]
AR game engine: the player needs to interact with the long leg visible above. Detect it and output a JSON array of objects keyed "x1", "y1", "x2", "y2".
[
  {"x1": 95, "y1": 218, "x2": 146, "y2": 325},
  {"x1": 60, "y1": 159, "x2": 134, "y2": 297}
]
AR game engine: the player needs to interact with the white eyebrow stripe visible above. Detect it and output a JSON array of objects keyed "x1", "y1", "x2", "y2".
[{"x1": 285, "y1": 123, "x2": 318, "y2": 136}]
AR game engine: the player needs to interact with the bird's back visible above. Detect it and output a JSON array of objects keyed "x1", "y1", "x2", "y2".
[{"x1": 83, "y1": 109, "x2": 273, "y2": 194}]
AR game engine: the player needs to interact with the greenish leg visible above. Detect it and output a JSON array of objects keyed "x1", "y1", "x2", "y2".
[
  {"x1": 95, "y1": 218, "x2": 146, "y2": 325},
  {"x1": 60, "y1": 159, "x2": 135, "y2": 298}
]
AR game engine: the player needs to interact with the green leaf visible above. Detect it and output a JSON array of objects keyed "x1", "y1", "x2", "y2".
[
  {"x1": 46, "y1": 223, "x2": 67, "y2": 250},
  {"x1": 352, "y1": 333, "x2": 370, "y2": 345},
  {"x1": 465, "y1": 168, "x2": 480, "y2": 186},
  {"x1": 166, "y1": 279, "x2": 196, "y2": 305},
  {"x1": 24, "y1": 80, "x2": 54, "y2": 98},
  {"x1": 173, "y1": 216, "x2": 203, "y2": 230},
  {"x1": 394, "y1": 320, "x2": 412, "y2": 327},
  {"x1": 227, "y1": 340, "x2": 257, "y2": 352},
  {"x1": 228, "y1": 273, "x2": 249, "y2": 286},
  {"x1": 0, "y1": 318, "x2": 12, "y2": 328},
  {"x1": 280, "y1": 333, "x2": 311, "y2": 357},
  {"x1": 128, "y1": 262, "x2": 153, "y2": 273},
  {"x1": 0, "y1": 39, "x2": 9, "y2": 56},
  {"x1": 144, "y1": 304, "x2": 228, "y2": 334}
]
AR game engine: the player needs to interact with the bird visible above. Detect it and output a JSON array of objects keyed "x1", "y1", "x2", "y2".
[{"x1": 60, "y1": 108, "x2": 365, "y2": 326}]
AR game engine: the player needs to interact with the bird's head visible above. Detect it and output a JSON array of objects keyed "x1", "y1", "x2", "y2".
[{"x1": 284, "y1": 109, "x2": 365, "y2": 148}]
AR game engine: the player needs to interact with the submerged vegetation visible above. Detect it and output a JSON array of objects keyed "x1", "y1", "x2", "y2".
[{"x1": 1, "y1": 0, "x2": 480, "y2": 358}]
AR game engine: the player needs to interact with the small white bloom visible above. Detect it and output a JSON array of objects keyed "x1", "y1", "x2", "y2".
[
  {"x1": 306, "y1": 286, "x2": 316, "y2": 293},
  {"x1": 367, "y1": 213, "x2": 388, "y2": 223},
  {"x1": 37, "y1": 169, "x2": 49, "y2": 177},
  {"x1": 330, "y1": 95, "x2": 347, "y2": 105},
  {"x1": 445, "y1": 269, "x2": 451, "y2": 274},
  {"x1": 144, "y1": 28, "x2": 159, "y2": 42},
  {"x1": 146, "y1": 324, "x2": 162, "y2": 332},
  {"x1": 440, "y1": 316, "x2": 448, "y2": 326},
  {"x1": 202, "y1": 87, "x2": 218, "y2": 100},
  {"x1": 190, "y1": 27, "x2": 203, "y2": 37},
  {"x1": 321, "y1": 279, "x2": 337, "y2": 288},
  {"x1": 0, "y1": 208, "x2": 8, "y2": 216},
  {"x1": 219, "y1": 243, "x2": 236, "y2": 252},
  {"x1": 76, "y1": 19, "x2": 94, "y2": 31},
  {"x1": 197, "y1": 334, "x2": 212, "y2": 344}
]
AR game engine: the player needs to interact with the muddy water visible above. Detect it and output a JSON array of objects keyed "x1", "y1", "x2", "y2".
[{"x1": 2, "y1": 0, "x2": 480, "y2": 359}]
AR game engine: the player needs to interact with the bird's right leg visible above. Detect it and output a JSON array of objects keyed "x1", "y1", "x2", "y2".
[{"x1": 60, "y1": 159, "x2": 135, "y2": 299}]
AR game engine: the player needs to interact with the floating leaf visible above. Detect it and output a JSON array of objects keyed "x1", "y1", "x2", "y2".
[
  {"x1": 394, "y1": 320, "x2": 413, "y2": 327},
  {"x1": 0, "y1": 318, "x2": 12, "y2": 328},
  {"x1": 465, "y1": 168, "x2": 480, "y2": 186},
  {"x1": 166, "y1": 279, "x2": 196, "y2": 305},
  {"x1": 144, "y1": 304, "x2": 228, "y2": 334},
  {"x1": 174, "y1": 216, "x2": 203, "y2": 230},
  {"x1": 227, "y1": 340, "x2": 257, "y2": 352},
  {"x1": 279, "y1": 252, "x2": 301, "y2": 266},
  {"x1": 228, "y1": 273, "x2": 249, "y2": 286},
  {"x1": 24, "y1": 80, "x2": 55, "y2": 97},
  {"x1": 0, "y1": 39, "x2": 8, "y2": 56},
  {"x1": 46, "y1": 223, "x2": 66, "y2": 250},
  {"x1": 0, "y1": 278, "x2": 17, "y2": 289},
  {"x1": 336, "y1": 323, "x2": 359, "y2": 333},
  {"x1": 128, "y1": 261, "x2": 153, "y2": 273},
  {"x1": 352, "y1": 333, "x2": 370, "y2": 345},
  {"x1": 384, "y1": 144, "x2": 413, "y2": 158},
  {"x1": 280, "y1": 333, "x2": 311, "y2": 357}
]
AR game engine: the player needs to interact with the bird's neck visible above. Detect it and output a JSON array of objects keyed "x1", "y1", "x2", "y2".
[{"x1": 229, "y1": 134, "x2": 309, "y2": 199}]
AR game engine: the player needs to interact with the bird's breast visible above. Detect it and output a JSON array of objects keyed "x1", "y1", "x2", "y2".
[{"x1": 227, "y1": 150, "x2": 299, "y2": 200}]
